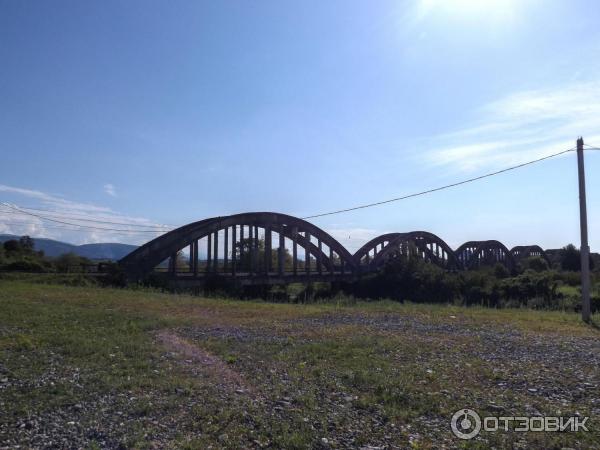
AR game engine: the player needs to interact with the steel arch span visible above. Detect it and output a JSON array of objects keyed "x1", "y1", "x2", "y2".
[
  {"x1": 455, "y1": 240, "x2": 516, "y2": 270},
  {"x1": 510, "y1": 245, "x2": 551, "y2": 265},
  {"x1": 119, "y1": 211, "x2": 547, "y2": 284},
  {"x1": 354, "y1": 233, "x2": 403, "y2": 266},
  {"x1": 119, "y1": 212, "x2": 358, "y2": 282},
  {"x1": 358, "y1": 231, "x2": 460, "y2": 270}
]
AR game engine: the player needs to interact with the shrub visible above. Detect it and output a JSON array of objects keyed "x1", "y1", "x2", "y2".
[
  {"x1": 521, "y1": 256, "x2": 549, "y2": 272},
  {"x1": 1, "y1": 260, "x2": 46, "y2": 273},
  {"x1": 99, "y1": 262, "x2": 127, "y2": 287},
  {"x1": 560, "y1": 244, "x2": 595, "y2": 271},
  {"x1": 53, "y1": 252, "x2": 92, "y2": 273},
  {"x1": 353, "y1": 258, "x2": 461, "y2": 304},
  {"x1": 3, "y1": 240, "x2": 21, "y2": 254},
  {"x1": 493, "y1": 263, "x2": 510, "y2": 279}
]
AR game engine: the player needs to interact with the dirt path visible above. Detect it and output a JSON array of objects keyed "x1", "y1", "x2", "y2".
[{"x1": 156, "y1": 330, "x2": 255, "y2": 396}]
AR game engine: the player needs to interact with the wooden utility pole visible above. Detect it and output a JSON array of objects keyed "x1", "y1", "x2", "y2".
[{"x1": 577, "y1": 137, "x2": 591, "y2": 322}]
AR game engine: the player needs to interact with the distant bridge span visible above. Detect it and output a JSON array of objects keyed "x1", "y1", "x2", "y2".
[{"x1": 119, "y1": 212, "x2": 550, "y2": 285}]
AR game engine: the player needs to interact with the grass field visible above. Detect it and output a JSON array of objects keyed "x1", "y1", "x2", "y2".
[{"x1": 1, "y1": 281, "x2": 599, "y2": 449}]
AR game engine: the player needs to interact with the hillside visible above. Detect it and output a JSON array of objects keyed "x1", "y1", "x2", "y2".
[{"x1": 0, "y1": 234, "x2": 137, "y2": 260}]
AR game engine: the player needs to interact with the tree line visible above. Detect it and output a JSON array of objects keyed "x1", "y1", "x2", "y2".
[
  {"x1": 2, "y1": 235, "x2": 599, "y2": 312},
  {"x1": 0, "y1": 236, "x2": 94, "y2": 273}
]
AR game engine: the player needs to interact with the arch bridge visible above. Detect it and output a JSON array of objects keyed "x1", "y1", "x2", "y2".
[{"x1": 119, "y1": 212, "x2": 551, "y2": 286}]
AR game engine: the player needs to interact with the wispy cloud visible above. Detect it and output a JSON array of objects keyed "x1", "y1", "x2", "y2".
[
  {"x1": 424, "y1": 80, "x2": 600, "y2": 172},
  {"x1": 0, "y1": 184, "x2": 382, "y2": 252},
  {"x1": 103, "y1": 183, "x2": 117, "y2": 197},
  {"x1": 0, "y1": 185, "x2": 112, "y2": 214},
  {"x1": 0, "y1": 184, "x2": 171, "y2": 245}
]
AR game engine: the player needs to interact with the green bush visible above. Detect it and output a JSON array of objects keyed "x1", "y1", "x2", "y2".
[
  {"x1": 353, "y1": 258, "x2": 461, "y2": 303},
  {"x1": 99, "y1": 262, "x2": 127, "y2": 287},
  {"x1": 53, "y1": 252, "x2": 92, "y2": 273},
  {"x1": 520, "y1": 256, "x2": 550, "y2": 272},
  {"x1": 348, "y1": 258, "x2": 583, "y2": 310},
  {"x1": 1, "y1": 259, "x2": 47, "y2": 273},
  {"x1": 559, "y1": 244, "x2": 595, "y2": 271}
]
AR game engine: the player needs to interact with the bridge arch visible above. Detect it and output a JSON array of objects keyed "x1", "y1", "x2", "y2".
[
  {"x1": 362, "y1": 231, "x2": 459, "y2": 270},
  {"x1": 510, "y1": 245, "x2": 551, "y2": 265},
  {"x1": 354, "y1": 233, "x2": 403, "y2": 266},
  {"x1": 118, "y1": 212, "x2": 551, "y2": 284},
  {"x1": 119, "y1": 212, "x2": 358, "y2": 281},
  {"x1": 455, "y1": 240, "x2": 515, "y2": 270}
]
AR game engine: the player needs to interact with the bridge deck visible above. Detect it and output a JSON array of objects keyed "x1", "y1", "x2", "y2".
[{"x1": 155, "y1": 271, "x2": 357, "y2": 286}]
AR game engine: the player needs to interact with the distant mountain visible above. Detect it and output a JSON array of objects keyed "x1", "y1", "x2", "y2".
[
  {"x1": 76, "y1": 243, "x2": 139, "y2": 260},
  {"x1": 0, "y1": 235, "x2": 138, "y2": 260}
]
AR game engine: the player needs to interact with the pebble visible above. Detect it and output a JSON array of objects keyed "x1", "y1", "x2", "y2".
[{"x1": 6, "y1": 310, "x2": 600, "y2": 448}]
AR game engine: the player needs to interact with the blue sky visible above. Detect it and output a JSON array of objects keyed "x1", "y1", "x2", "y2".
[{"x1": 1, "y1": 0, "x2": 600, "y2": 253}]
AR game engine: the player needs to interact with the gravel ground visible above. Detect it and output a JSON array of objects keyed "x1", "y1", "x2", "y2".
[
  {"x1": 2, "y1": 304, "x2": 600, "y2": 449},
  {"x1": 173, "y1": 312, "x2": 600, "y2": 448}
]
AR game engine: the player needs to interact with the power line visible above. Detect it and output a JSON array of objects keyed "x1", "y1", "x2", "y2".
[
  {"x1": 301, "y1": 148, "x2": 575, "y2": 220},
  {"x1": 0, "y1": 207, "x2": 173, "y2": 230},
  {"x1": 2, "y1": 204, "x2": 179, "y2": 228},
  {"x1": 0, "y1": 220, "x2": 123, "y2": 233},
  {"x1": 0, "y1": 221, "x2": 164, "y2": 234},
  {"x1": 0, "y1": 219, "x2": 78, "y2": 228},
  {"x1": 0, "y1": 203, "x2": 169, "y2": 234},
  {"x1": 1, "y1": 145, "x2": 586, "y2": 231}
]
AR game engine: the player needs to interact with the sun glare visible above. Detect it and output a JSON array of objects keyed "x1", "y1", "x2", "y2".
[{"x1": 418, "y1": 0, "x2": 519, "y2": 23}]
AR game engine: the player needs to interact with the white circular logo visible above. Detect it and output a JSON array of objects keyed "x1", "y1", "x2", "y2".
[{"x1": 451, "y1": 409, "x2": 481, "y2": 439}]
